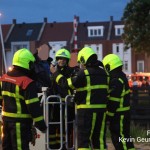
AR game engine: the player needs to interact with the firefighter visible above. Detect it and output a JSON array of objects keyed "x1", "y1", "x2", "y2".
[
  {"x1": 50, "y1": 48, "x2": 79, "y2": 149},
  {"x1": 51, "y1": 47, "x2": 109, "y2": 150},
  {"x1": 0, "y1": 48, "x2": 47, "y2": 150},
  {"x1": 102, "y1": 54, "x2": 135, "y2": 150}
]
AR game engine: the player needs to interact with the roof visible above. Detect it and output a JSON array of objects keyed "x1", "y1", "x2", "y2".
[
  {"x1": 6, "y1": 23, "x2": 43, "y2": 45},
  {"x1": 40, "y1": 22, "x2": 73, "y2": 44},
  {"x1": 1, "y1": 24, "x2": 11, "y2": 39},
  {"x1": 78, "y1": 21, "x2": 110, "y2": 43}
]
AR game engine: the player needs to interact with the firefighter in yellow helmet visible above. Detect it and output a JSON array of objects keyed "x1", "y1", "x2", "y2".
[
  {"x1": 0, "y1": 48, "x2": 47, "y2": 150},
  {"x1": 50, "y1": 48, "x2": 79, "y2": 149},
  {"x1": 102, "y1": 54, "x2": 135, "y2": 150},
  {"x1": 51, "y1": 47, "x2": 109, "y2": 150}
]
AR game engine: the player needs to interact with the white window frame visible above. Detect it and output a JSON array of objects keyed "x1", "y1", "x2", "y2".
[
  {"x1": 137, "y1": 60, "x2": 144, "y2": 72},
  {"x1": 11, "y1": 42, "x2": 30, "y2": 54},
  {"x1": 87, "y1": 26, "x2": 104, "y2": 37},
  {"x1": 115, "y1": 25, "x2": 124, "y2": 36}
]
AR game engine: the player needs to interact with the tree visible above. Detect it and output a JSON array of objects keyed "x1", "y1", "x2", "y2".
[{"x1": 122, "y1": 0, "x2": 150, "y2": 54}]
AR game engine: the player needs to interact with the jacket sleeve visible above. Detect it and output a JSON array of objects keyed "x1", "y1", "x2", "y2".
[
  {"x1": 53, "y1": 69, "x2": 86, "y2": 90},
  {"x1": 24, "y1": 81, "x2": 47, "y2": 132},
  {"x1": 107, "y1": 78, "x2": 123, "y2": 117}
]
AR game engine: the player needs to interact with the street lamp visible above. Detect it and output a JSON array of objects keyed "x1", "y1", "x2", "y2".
[{"x1": 0, "y1": 13, "x2": 7, "y2": 74}]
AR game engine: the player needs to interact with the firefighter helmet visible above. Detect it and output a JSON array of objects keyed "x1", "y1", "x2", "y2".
[
  {"x1": 102, "y1": 54, "x2": 123, "y2": 72},
  {"x1": 12, "y1": 48, "x2": 35, "y2": 70},
  {"x1": 55, "y1": 48, "x2": 71, "y2": 60},
  {"x1": 77, "y1": 47, "x2": 96, "y2": 64}
]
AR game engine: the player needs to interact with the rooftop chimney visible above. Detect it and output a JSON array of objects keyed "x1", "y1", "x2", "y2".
[
  {"x1": 12, "y1": 19, "x2": 16, "y2": 24},
  {"x1": 44, "y1": 17, "x2": 47, "y2": 23},
  {"x1": 110, "y1": 16, "x2": 113, "y2": 21}
]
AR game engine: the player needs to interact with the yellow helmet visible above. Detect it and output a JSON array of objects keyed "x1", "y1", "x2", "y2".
[
  {"x1": 77, "y1": 47, "x2": 96, "y2": 64},
  {"x1": 12, "y1": 48, "x2": 35, "y2": 70},
  {"x1": 55, "y1": 48, "x2": 71, "y2": 60},
  {"x1": 102, "y1": 54, "x2": 123, "y2": 72}
]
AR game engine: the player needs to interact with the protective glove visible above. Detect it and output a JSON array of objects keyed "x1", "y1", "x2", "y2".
[{"x1": 31, "y1": 126, "x2": 37, "y2": 146}]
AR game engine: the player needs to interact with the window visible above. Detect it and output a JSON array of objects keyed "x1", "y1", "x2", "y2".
[
  {"x1": 115, "y1": 25, "x2": 124, "y2": 36},
  {"x1": 96, "y1": 46, "x2": 100, "y2": 54},
  {"x1": 116, "y1": 45, "x2": 119, "y2": 53},
  {"x1": 137, "y1": 61, "x2": 144, "y2": 72},
  {"x1": 26, "y1": 29, "x2": 33, "y2": 36},
  {"x1": 124, "y1": 61, "x2": 128, "y2": 71},
  {"x1": 11, "y1": 42, "x2": 29, "y2": 54},
  {"x1": 88, "y1": 26, "x2": 104, "y2": 37}
]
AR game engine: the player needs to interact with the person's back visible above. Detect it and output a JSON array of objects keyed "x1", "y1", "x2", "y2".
[
  {"x1": 74, "y1": 65, "x2": 108, "y2": 106},
  {"x1": 51, "y1": 47, "x2": 109, "y2": 149},
  {"x1": 103, "y1": 54, "x2": 135, "y2": 150},
  {"x1": 0, "y1": 48, "x2": 47, "y2": 150}
]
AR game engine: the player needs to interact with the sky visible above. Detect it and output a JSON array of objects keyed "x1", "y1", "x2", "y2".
[{"x1": 0, "y1": 0, "x2": 130, "y2": 24}]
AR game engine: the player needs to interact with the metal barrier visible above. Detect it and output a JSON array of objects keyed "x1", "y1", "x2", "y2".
[
  {"x1": 44, "y1": 95, "x2": 63, "y2": 150},
  {"x1": 43, "y1": 92, "x2": 76, "y2": 150},
  {"x1": 65, "y1": 95, "x2": 77, "y2": 150},
  {"x1": 30, "y1": 87, "x2": 77, "y2": 150}
]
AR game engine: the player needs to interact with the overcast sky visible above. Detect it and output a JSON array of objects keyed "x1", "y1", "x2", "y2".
[{"x1": 0, "y1": 0, "x2": 130, "y2": 24}]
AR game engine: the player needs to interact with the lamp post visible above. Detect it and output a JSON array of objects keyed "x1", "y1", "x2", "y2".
[{"x1": 0, "y1": 13, "x2": 7, "y2": 74}]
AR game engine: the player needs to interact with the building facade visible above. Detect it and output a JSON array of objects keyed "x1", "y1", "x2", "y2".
[{"x1": 0, "y1": 16, "x2": 150, "y2": 76}]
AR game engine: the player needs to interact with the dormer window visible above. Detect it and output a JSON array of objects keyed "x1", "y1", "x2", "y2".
[
  {"x1": 26, "y1": 29, "x2": 33, "y2": 36},
  {"x1": 115, "y1": 25, "x2": 124, "y2": 36},
  {"x1": 88, "y1": 26, "x2": 104, "y2": 37}
]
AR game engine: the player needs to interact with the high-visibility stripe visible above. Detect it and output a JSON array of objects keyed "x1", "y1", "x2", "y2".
[
  {"x1": 100, "y1": 113, "x2": 106, "y2": 150},
  {"x1": 121, "y1": 89, "x2": 130, "y2": 96},
  {"x1": 16, "y1": 85, "x2": 21, "y2": 114},
  {"x1": 2, "y1": 111, "x2": 31, "y2": 118},
  {"x1": 90, "y1": 113, "x2": 96, "y2": 140},
  {"x1": 25, "y1": 97, "x2": 39, "y2": 104},
  {"x1": 78, "y1": 148, "x2": 90, "y2": 150},
  {"x1": 76, "y1": 85, "x2": 108, "y2": 92},
  {"x1": 120, "y1": 115, "x2": 127, "y2": 150},
  {"x1": 106, "y1": 111, "x2": 114, "y2": 117},
  {"x1": 67, "y1": 78, "x2": 75, "y2": 89},
  {"x1": 56, "y1": 74, "x2": 63, "y2": 84},
  {"x1": 49, "y1": 134, "x2": 56, "y2": 138},
  {"x1": 16, "y1": 122, "x2": 22, "y2": 150},
  {"x1": 77, "y1": 104, "x2": 106, "y2": 109},
  {"x1": 115, "y1": 78, "x2": 131, "y2": 112},
  {"x1": 116, "y1": 106, "x2": 130, "y2": 112},
  {"x1": 33, "y1": 116, "x2": 44, "y2": 122},
  {"x1": 84, "y1": 70, "x2": 91, "y2": 105},
  {"x1": 49, "y1": 141, "x2": 58, "y2": 144},
  {"x1": 109, "y1": 97, "x2": 120, "y2": 102},
  {"x1": 2, "y1": 91, "x2": 24, "y2": 100}
]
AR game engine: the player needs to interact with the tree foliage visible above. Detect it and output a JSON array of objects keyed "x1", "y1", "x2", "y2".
[{"x1": 122, "y1": 0, "x2": 150, "y2": 53}]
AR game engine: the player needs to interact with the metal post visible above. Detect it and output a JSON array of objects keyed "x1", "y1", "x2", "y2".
[{"x1": 0, "y1": 13, "x2": 7, "y2": 73}]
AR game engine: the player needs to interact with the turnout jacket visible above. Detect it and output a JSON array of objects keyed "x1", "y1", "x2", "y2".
[
  {"x1": 0, "y1": 68, "x2": 46, "y2": 132},
  {"x1": 53, "y1": 65, "x2": 109, "y2": 109},
  {"x1": 107, "y1": 71, "x2": 131, "y2": 117},
  {"x1": 51, "y1": 65, "x2": 79, "y2": 99}
]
